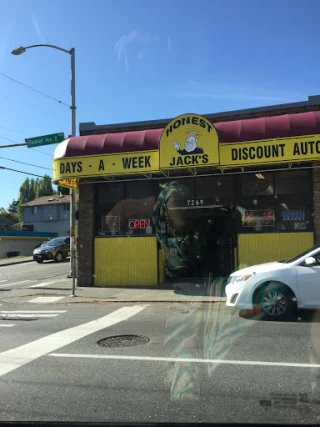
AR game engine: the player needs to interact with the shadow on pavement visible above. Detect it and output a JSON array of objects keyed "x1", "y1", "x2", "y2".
[
  {"x1": 172, "y1": 277, "x2": 228, "y2": 297},
  {"x1": 239, "y1": 308, "x2": 320, "y2": 323}
]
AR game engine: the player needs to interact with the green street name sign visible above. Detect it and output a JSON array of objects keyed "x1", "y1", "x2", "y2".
[{"x1": 26, "y1": 132, "x2": 65, "y2": 148}]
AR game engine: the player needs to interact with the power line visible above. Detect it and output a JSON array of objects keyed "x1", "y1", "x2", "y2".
[
  {"x1": 0, "y1": 72, "x2": 69, "y2": 107},
  {"x1": 31, "y1": 148, "x2": 53, "y2": 157},
  {"x1": 0, "y1": 124, "x2": 30, "y2": 137},
  {"x1": 0, "y1": 165, "x2": 44, "y2": 178},
  {"x1": 0, "y1": 156, "x2": 51, "y2": 170},
  {"x1": 0, "y1": 135, "x2": 19, "y2": 144},
  {"x1": 0, "y1": 92, "x2": 66, "y2": 121}
]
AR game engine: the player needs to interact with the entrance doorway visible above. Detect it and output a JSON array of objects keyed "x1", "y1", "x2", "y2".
[
  {"x1": 153, "y1": 180, "x2": 237, "y2": 284},
  {"x1": 166, "y1": 204, "x2": 236, "y2": 280}
]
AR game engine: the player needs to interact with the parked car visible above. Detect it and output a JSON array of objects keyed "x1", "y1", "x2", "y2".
[
  {"x1": 33, "y1": 236, "x2": 70, "y2": 263},
  {"x1": 226, "y1": 244, "x2": 320, "y2": 320},
  {"x1": 34, "y1": 241, "x2": 49, "y2": 250}
]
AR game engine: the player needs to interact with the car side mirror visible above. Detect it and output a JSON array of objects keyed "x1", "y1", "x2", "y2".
[{"x1": 305, "y1": 257, "x2": 317, "y2": 267}]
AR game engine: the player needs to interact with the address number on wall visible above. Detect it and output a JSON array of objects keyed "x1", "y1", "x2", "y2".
[{"x1": 187, "y1": 199, "x2": 204, "y2": 206}]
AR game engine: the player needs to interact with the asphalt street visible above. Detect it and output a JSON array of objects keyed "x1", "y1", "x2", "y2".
[
  {"x1": 0, "y1": 292, "x2": 320, "y2": 424},
  {"x1": 0, "y1": 259, "x2": 70, "y2": 292}
]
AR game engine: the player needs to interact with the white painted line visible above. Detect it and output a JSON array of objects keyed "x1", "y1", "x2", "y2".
[
  {"x1": 0, "y1": 305, "x2": 147, "y2": 377},
  {"x1": 0, "y1": 324, "x2": 15, "y2": 327},
  {"x1": 0, "y1": 280, "x2": 34, "y2": 288},
  {"x1": 48, "y1": 354, "x2": 320, "y2": 369},
  {"x1": 1, "y1": 314, "x2": 59, "y2": 318},
  {"x1": 0, "y1": 311, "x2": 67, "y2": 314},
  {"x1": 29, "y1": 281, "x2": 57, "y2": 288},
  {"x1": 28, "y1": 296, "x2": 65, "y2": 303},
  {"x1": 0, "y1": 280, "x2": 8, "y2": 283}
]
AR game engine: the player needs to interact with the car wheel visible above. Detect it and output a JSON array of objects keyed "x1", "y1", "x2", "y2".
[
  {"x1": 55, "y1": 251, "x2": 63, "y2": 262},
  {"x1": 36, "y1": 260, "x2": 43, "y2": 264},
  {"x1": 254, "y1": 282, "x2": 297, "y2": 321}
]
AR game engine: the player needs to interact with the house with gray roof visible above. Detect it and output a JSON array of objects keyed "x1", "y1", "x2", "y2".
[{"x1": 22, "y1": 194, "x2": 79, "y2": 236}]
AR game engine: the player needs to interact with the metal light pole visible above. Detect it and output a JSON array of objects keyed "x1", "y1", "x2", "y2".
[{"x1": 11, "y1": 44, "x2": 77, "y2": 297}]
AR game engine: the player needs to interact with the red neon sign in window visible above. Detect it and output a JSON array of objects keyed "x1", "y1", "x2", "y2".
[{"x1": 128, "y1": 219, "x2": 151, "y2": 230}]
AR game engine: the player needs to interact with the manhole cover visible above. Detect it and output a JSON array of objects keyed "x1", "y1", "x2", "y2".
[{"x1": 98, "y1": 335, "x2": 150, "y2": 348}]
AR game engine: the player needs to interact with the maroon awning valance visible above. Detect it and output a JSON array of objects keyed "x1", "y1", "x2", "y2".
[{"x1": 54, "y1": 111, "x2": 320, "y2": 159}]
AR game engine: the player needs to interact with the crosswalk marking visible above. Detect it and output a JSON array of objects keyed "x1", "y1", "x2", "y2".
[
  {"x1": 0, "y1": 305, "x2": 147, "y2": 378},
  {"x1": 0, "y1": 280, "x2": 8, "y2": 284},
  {"x1": 29, "y1": 281, "x2": 57, "y2": 288},
  {"x1": 0, "y1": 310, "x2": 67, "y2": 319},
  {"x1": 0, "y1": 311, "x2": 66, "y2": 313},
  {"x1": 28, "y1": 296, "x2": 65, "y2": 303},
  {"x1": 0, "y1": 324, "x2": 15, "y2": 327},
  {"x1": 1, "y1": 314, "x2": 60, "y2": 318},
  {"x1": 0, "y1": 280, "x2": 35, "y2": 288}
]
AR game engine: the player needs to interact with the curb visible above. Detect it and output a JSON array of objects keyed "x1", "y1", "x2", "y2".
[
  {"x1": 0, "y1": 296, "x2": 226, "y2": 305},
  {"x1": 0, "y1": 259, "x2": 34, "y2": 267}
]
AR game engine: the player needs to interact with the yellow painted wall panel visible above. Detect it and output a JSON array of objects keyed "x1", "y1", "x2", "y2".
[
  {"x1": 238, "y1": 232, "x2": 314, "y2": 270},
  {"x1": 158, "y1": 249, "x2": 165, "y2": 283},
  {"x1": 94, "y1": 237, "x2": 158, "y2": 286}
]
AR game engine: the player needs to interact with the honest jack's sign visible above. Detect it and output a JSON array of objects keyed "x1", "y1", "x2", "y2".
[{"x1": 159, "y1": 113, "x2": 219, "y2": 170}]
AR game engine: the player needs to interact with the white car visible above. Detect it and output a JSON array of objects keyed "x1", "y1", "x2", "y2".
[{"x1": 226, "y1": 244, "x2": 320, "y2": 320}]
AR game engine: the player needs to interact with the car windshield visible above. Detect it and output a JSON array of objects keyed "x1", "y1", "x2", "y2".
[
  {"x1": 46, "y1": 238, "x2": 64, "y2": 247},
  {"x1": 284, "y1": 244, "x2": 320, "y2": 263},
  {"x1": 4, "y1": 2, "x2": 320, "y2": 425}
]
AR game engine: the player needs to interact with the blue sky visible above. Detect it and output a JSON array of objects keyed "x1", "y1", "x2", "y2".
[{"x1": 0, "y1": 0, "x2": 319, "y2": 209}]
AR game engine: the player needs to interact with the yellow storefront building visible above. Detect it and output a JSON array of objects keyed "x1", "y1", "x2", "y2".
[{"x1": 53, "y1": 97, "x2": 320, "y2": 287}]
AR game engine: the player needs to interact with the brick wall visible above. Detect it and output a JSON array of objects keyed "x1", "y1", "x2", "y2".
[
  {"x1": 78, "y1": 182, "x2": 95, "y2": 286},
  {"x1": 313, "y1": 165, "x2": 320, "y2": 245}
]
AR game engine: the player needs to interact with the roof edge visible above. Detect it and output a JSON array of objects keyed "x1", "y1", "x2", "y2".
[{"x1": 79, "y1": 94, "x2": 320, "y2": 134}]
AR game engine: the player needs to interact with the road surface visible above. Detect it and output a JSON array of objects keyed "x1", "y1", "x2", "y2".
[
  {"x1": 0, "y1": 260, "x2": 70, "y2": 291},
  {"x1": 0, "y1": 290, "x2": 319, "y2": 423}
]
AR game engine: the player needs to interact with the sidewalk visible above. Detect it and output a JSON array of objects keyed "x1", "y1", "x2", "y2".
[
  {"x1": 0, "y1": 275, "x2": 227, "y2": 305},
  {"x1": 0, "y1": 256, "x2": 34, "y2": 267}
]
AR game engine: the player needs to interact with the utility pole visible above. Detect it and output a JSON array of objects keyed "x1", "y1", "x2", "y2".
[{"x1": 11, "y1": 44, "x2": 77, "y2": 297}]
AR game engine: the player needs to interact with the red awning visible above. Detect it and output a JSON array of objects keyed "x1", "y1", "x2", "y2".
[{"x1": 54, "y1": 111, "x2": 320, "y2": 159}]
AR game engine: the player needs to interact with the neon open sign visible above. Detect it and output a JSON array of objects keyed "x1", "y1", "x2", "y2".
[{"x1": 128, "y1": 219, "x2": 151, "y2": 230}]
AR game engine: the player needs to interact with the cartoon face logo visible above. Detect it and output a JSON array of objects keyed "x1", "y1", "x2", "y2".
[{"x1": 173, "y1": 132, "x2": 204, "y2": 155}]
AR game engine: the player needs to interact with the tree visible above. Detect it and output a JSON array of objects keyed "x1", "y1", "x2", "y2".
[
  {"x1": 0, "y1": 207, "x2": 19, "y2": 224},
  {"x1": 8, "y1": 200, "x2": 19, "y2": 214},
  {"x1": 37, "y1": 175, "x2": 54, "y2": 198},
  {"x1": 17, "y1": 175, "x2": 55, "y2": 221}
]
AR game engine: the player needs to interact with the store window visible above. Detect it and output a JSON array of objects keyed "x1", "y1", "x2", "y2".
[
  {"x1": 275, "y1": 170, "x2": 310, "y2": 195},
  {"x1": 195, "y1": 176, "x2": 233, "y2": 206},
  {"x1": 237, "y1": 170, "x2": 313, "y2": 234},
  {"x1": 241, "y1": 172, "x2": 274, "y2": 197},
  {"x1": 95, "y1": 181, "x2": 156, "y2": 236}
]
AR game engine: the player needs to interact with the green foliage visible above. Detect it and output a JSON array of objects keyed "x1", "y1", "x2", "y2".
[{"x1": 18, "y1": 175, "x2": 56, "y2": 221}]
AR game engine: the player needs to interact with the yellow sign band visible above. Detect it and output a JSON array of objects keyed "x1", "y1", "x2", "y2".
[
  {"x1": 220, "y1": 134, "x2": 320, "y2": 167},
  {"x1": 53, "y1": 150, "x2": 159, "y2": 181}
]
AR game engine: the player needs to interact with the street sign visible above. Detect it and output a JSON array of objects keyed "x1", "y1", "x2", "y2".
[{"x1": 26, "y1": 132, "x2": 65, "y2": 148}]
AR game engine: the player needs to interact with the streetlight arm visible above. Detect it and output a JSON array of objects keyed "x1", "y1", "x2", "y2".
[{"x1": 12, "y1": 44, "x2": 72, "y2": 55}]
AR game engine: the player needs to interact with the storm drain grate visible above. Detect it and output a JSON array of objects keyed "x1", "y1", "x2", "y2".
[{"x1": 98, "y1": 335, "x2": 150, "y2": 348}]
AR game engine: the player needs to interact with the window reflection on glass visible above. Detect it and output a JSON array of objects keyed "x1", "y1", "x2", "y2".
[
  {"x1": 195, "y1": 176, "x2": 233, "y2": 205},
  {"x1": 275, "y1": 170, "x2": 309, "y2": 195},
  {"x1": 96, "y1": 182, "x2": 155, "y2": 236},
  {"x1": 241, "y1": 173, "x2": 274, "y2": 196}
]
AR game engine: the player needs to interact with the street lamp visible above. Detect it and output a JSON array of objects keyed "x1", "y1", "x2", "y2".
[{"x1": 11, "y1": 44, "x2": 77, "y2": 297}]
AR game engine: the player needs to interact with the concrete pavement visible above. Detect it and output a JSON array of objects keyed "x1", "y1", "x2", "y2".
[
  {"x1": 0, "y1": 257, "x2": 227, "y2": 304},
  {"x1": 0, "y1": 274, "x2": 227, "y2": 304},
  {"x1": 0, "y1": 255, "x2": 33, "y2": 267}
]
